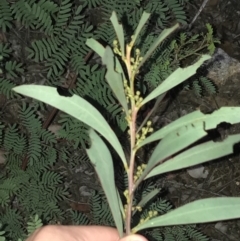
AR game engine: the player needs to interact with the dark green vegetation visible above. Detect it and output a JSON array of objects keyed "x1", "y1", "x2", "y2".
[{"x1": 0, "y1": 0, "x2": 217, "y2": 240}]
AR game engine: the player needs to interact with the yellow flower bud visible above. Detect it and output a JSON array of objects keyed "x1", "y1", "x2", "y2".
[
  {"x1": 141, "y1": 164, "x2": 146, "y2": 169},
  {"x1": 149, "y1": 127, "x2": 154, "y2": 132},
  {"x1": 140, "y1": 219, "x2": 145, "y2": 224},
  {"x1": 147, "y1": 121, "x2": 152, "y2": 126}
]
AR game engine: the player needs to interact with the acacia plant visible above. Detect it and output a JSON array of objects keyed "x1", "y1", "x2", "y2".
[{"x1": 13, "y1": 11, "x2": 240, "y2": 237}]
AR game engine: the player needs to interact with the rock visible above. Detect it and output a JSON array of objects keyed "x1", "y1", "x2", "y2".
[{"x1": 206, "y1": 48, "x2": 240, "y2": 86}]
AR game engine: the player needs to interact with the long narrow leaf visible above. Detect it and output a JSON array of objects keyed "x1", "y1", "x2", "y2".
[
  {"x1": 86, "y1": 129, "x2": 123, "y2": 236},
  {"x1": 137, "y1": 121, "x2": 207, "y2": 185},
  {"x1": 117, "y1": 190, "x2": 125, "y2": 219},
  {"x1": 110, "y1": 12, "x2": 125, "y2": 57},
  {"x1": 86, "y1": 38, "x2": 105, "y2": 58},
  {"x1": 133, "y1": 197, "x2": 240, "y2": 232},
  {"x1": 138, "y1": 23, "x2": 179, "y2": 70},
  {"x1": 132, "y1": 189, "x2": 161, "y2": 216},
  {"x1": 131, "y1": 12, "x2": 151, "y2": 46},
  {"x1": 86, "y1": 39, "x2": 128, "y2": 113},
  {"x1": 13, "y1": 85, "x2": 127, "y2": 168},
  {"x1": 135, "y1": 188, "x2": 161, "y2": 214},
  {"x1": 141, "y1": 55, "x2": 210, "y2": 106},
  {"x1": 102, "y1": 46, "x2": 128, "y2": 113},
  {"x1": 146, "y1": 134, "x2": 240, "y2": 179},
  {"x1": 138, "y1": 107, "x2": 240, "y2": 148}
]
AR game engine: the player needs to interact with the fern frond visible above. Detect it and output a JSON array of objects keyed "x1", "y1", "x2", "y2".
[
  {"x1": 0, "y1": 178, "x2": 18, "y2": 206},
  {"x1": 146, "y1": 229, "x2": 164, "y2": 241},
  {"x1": 19, "y1": 103, "x2": 42, "y2": 133},
  {"x1": 26, "y1": 37, "x2": 62, "y2": 62},
  {"x1": 58, "y1": 114, "x2": 89, "y2": 148},
  {"x1": 84, "y1": 0, "x2": 102, "y2": 8},
  {"x1": 70, "y1": 54, "x2": 86, "y2": 73},
  {"x1": 60, "y1": 5, "x2": 85, "y2": 41},
  {"x1": 0, "y1": 78, "x2": 16, "y2": 99},
  {"x1": 191, "y1": 80, "x2": 202, "y2": 97},
  {"x1": 5, "y1": 60, "x2": 24, "y2": 79},
  {"x1": 144, "y1": 0, "x2": 169, "y2": 29},
  {"x1": 45, "y1": 44, "x2": 70, "y2": 78},
  {"x1": 40, "y1": 147, "x2": 57, "y2": 167},
  {"x1": 40, "y1": 201, "x2": 65, "y2": 221},
  {"x1": 140, "y1": 198, "x2": 172, "y2": 220},
  {"x1": 11, "y1": 0, "x2": 56, "y2": 34},
  {"x1": 28, "y1": 132, "x2": 41, "y2": 164},
  {"x1": 53, "y1": 0, "x2": 72, "y2": 36},
  {"x1": 4, "y1": 153, "x2": 22, "y2": 171},
  {"x1": 26, "y1": 214, "x2": 43, "y2": 237},
  {"x1": 200, "y1": 76, "x2": 217, "y2": 95},
  {"x1": 13, "y1": 133, "x2": 27, "y2": 155},
  {"x1": 185, "y1": 225, "x2": 209, "y2": 241},
  {"x1": 94, "y1": 21, "x2": 116, "y2": 43},
  {"x1": 3, "y1": 124, "x2": 23, "y2": 153},
  {"x1": 0, "y1": 43, "x2": 12, "y2": 58},
  {"x1": 40, "y1": 171, "x2": 63, "y2": 185},
  {"x1": 43, "y1": 186, "x2": 68, "y2": 202},
  {"x1": 70, "y1": 210, "x2": 91, "y2": 225},
  {"x1": 90, "y1": 190, "x2": 114, "y2": 226},
  {"x1": 1, "y1": 208, "x2": 24, "y2": 240},
  {"x1": 57, "y1": 147, "x2": 70, "y2": 164},
  {"x1": 163, "y1": 0, "x2": 187, "y2": 24},
  {"x1": 39, "y1": 129, "x2": 57, "y2": 145},
  {"x1": 0, "y1": 0, "x2": 13, "y2": 32}
]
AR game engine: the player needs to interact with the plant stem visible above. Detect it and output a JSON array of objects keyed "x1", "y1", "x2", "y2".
[
  {"x1": 126, "y1": 108, "x2": 138, "y2": 235},
  {"x1": 124, "y1": 44, "x2": 138, "y2": 235}
]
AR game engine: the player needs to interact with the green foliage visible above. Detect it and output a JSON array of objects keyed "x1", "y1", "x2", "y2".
[
  {"x1": 71, "y1": 188, "x2": 209, "y2": 241},
  {"x1": 0, "y1": 0, "x2": 217, "y2": 152},
  {"x1": 144, "y1": 23, "x2": 219, "y2": 96},
  {"x1": 0, "y1": 104, "x2": 69, "y2": 240},
  {"x1": 23, "y1": 1, "x2": 89, "y2": 79},
  {"x1": 11, "y1": 0, "x2": 58, "y2": 34},
  {"x1": 0, "y1": 43, "x2": 12, "y2": 58},
  {"x1": 26, "y1": 215, "x2": 43, "y2": 237},
  {"x1": 0, "y1": 43, "x2": 22, "y2": 99},
  {"x1": 0, "y1": 78, "x2": 14, "y2": 99},
  {"x1": 13, "y1": 9, "x2": 240, "y2": 240},
  {"x1": 0, "y1": 230, "x2": 6, "y2": 241},
  {"x1": 5, "y1": 61, "x2": 24, "y2": 79},
  {"x1": 71, "y1": 210, "x2": 90, "y2": 225},
  {"x1": 0, "y1": 208, "x2": 24, "y2": 240},
  {"x1": 90, "y1": 190, "x2": 115, "y2": 226},
  {"x1": 146, "y1": 225, "x2": 209, "y2": 241},
  {"x1": 0, "y1": 0, "x2": 225, "y2": 240},
  {"x1": 0, "y1": 0, "x2": 13, "y2": 32}
]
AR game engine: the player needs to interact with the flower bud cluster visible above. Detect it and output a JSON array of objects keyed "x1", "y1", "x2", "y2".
[
  {"x1": 136, "y1": 121, "x2": 153, "y2": 146},
  {"x1": 139, "y1": 210, "x2": 158, "y2": 224},
  {"x1": 130, "y1": 48, "x2": 143, "y2": 75},
  {"x1": 133, "y1": 164, "x2": 146, "y2": 182},
  {"x1": 113, "y1": 40, "x2": 122, "y2": 56}
]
